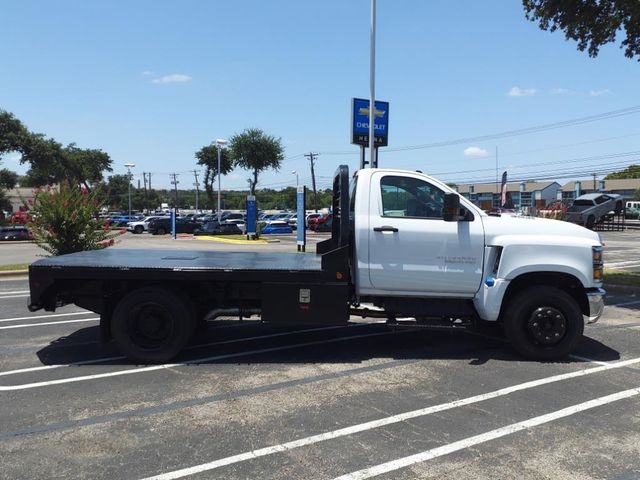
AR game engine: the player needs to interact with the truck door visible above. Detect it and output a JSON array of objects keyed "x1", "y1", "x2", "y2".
[{"x1": 368, "y1": 172, "x2": 484, "y2": 296}]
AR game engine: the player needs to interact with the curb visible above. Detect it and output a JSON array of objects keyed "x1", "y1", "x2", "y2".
[
  {"x1": 604, "y1": 284, "x2": 640, "y2": 295},
  {"x1": 0, "y1": 270, "x2": 28, "y2": 278},
  {"x1": 194, "y1": 236, "x2": 268, "y2": 245}
]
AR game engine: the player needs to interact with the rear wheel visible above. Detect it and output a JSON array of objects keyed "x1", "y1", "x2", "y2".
[
  {"x1": 503, "y1": 286, "x2": 583, "y2": 361},
  {"x1": 111, "y1": 287, "x2": 195, "y2": 364},
  {"x1": 156, "y1": 227, "x2": 166, "y2": 235}
]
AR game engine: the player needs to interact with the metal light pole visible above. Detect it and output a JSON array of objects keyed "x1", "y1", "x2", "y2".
[
  {"x1": 124, "y1": 163, "x2": 135, "y2": 217},
  {"x1": 369, "y1": 0, "x2": 376, "y2": 168},
  {"x1": 292, "y1": 170, "x2": 299, "y2": 186},
  {"x1": 215, "y1": 138, "x2": 227, "y2": 223}
]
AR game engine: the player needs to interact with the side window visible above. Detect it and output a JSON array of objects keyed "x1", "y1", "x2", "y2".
[
  {"x1": 595, "y1": 196, "x2": 608, "y2": 205},
  {"x1": 380, "y1": 175, "x2": 444, "y2": 219}
]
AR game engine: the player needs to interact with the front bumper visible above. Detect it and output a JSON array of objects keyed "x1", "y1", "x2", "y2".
[{"x1": 586, "y1": 288, "x2": 606, "y2": 324}]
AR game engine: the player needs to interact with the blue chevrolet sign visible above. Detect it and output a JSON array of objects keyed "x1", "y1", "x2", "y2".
[{"x1": 351, "y1": 98, "x2": 389, "y2": 147}]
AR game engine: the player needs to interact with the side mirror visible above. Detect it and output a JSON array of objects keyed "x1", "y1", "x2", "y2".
[{"x1": 443, "y1": 193, "x2": 460, "y2": 222}]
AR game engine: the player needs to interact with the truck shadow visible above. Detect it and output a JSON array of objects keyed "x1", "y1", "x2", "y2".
[{"x1": 35, "y1": 322, "x2": 621, "y2": 366}]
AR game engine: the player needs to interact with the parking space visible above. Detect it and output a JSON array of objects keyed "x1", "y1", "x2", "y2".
[
  {"x1": 600, "y1": 231, "x2": 640, "y2": 272},
  {"x1": 1, "y1": 275, "x2": 639, "y2": 479}
]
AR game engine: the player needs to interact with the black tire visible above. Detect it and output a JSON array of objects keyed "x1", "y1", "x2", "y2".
[
  {"x1": 585, "y1": 215, "x2": 595, "y2": 230},
  {"x1": 503, "y1": 286, "x2": 584, "y2": 361},
  {"x1": 111, "y1": 287, "x2": 195, "y2": 364},
  {"x1": 156, "y1": 227, "x2": 166, "y2": 235},
  {"x1": 134, "y1": 225, "x2": 144, "y2": 234}
]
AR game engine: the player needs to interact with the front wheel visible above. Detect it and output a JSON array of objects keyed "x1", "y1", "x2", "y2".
[
  {"x1": 503, "y1": 286, "x2": 584, "y2": 361},
  {"x1": 134, "y1": 225, "x2": 144, "y2": 234},
  {"x1": 111, "y1": 287, "x2": 195, "y2": 364}
]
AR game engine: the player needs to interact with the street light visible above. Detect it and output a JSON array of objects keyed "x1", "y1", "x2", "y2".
[
  {"x1": 215, "y1": 138, "x2": 228, "y2": 222},
  {"x1": 292, "y1": 170, "x2": 299, "y2": 186},
  {"x1": 124, "y1": 163, "x2": 136, "y2": 217}
]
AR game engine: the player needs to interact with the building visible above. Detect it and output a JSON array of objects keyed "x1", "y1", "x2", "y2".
[
  {"x1": 561, "y1": 178, "x2": 640, "y2": 203},
  {"x1": 3, "y1": 187, "x2": 38, "y2": 214},
  {"x1": 456, "y1": 181, "x2": 561, "y2": 211}
]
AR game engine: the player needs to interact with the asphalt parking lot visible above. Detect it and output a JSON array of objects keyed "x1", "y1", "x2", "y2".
[
  {"x1": 1, "y1": 275, "x2": 640, "y2": 478},
  {"x1": 1, "y1": 229, "x2": 639, "y2": 479}
]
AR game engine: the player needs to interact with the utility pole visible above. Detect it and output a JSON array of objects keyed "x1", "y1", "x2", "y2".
[
  {"x1": 305, "y1": 152, "x2": 318, "y2": 212},
  {"x1": 142, "y1": 172, "x2": 148, "y2": 214},
  {"x1": 592, "y1": 172, "x2": 597, "y2": 192},
  {"x1": 192, "y1": 169, "x2": 200, "y2": 212},
  {"x1": 170, "y1": 173, "x2": 180, "y2": 208}
]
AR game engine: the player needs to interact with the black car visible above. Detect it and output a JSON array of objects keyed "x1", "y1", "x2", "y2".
[
  {"x1": 0, "y1": 226, "x2": 33, "y2": 241},
  {"x1": 148, "y1": 217, "x2": 198, "y2": 235},
  {"x1": 194, "y1": 221, "x2": 242, "y2": 236}
]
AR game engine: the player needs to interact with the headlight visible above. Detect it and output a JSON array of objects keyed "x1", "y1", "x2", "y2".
[{"x1": 592, "y1": 246, "x2": 604, "y2": 281}]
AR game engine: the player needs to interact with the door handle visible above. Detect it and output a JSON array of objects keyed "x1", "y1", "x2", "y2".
[{"x1": 373, "y1": 226, "x2": 399, "y2": 233}]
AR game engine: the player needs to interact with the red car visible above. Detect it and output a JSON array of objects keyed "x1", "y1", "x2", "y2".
[{"x1": 309, "y1": 214, "x2": 332, "y2": 231}]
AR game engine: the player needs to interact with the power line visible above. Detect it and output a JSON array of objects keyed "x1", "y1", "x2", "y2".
[{"x1": 318, "y1": 105, "x2": 640, "y2": 155}]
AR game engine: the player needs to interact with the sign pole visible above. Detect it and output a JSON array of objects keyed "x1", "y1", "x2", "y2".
[
  {"x1": 296, "y1": 186, "x2": 306, "y2": 252},
  {"x1": 368, "y1": 0, "x2": 376, "y2": 168}
]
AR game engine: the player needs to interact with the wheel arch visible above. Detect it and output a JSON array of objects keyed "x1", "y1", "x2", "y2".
[{"x1": 499, "y1": 271, "x2": 589, "y2": 320}]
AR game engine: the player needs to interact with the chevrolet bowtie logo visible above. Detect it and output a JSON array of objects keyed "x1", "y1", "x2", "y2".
[{"x1": 358, "y1": 107, "x2": 386, "y2": 118}]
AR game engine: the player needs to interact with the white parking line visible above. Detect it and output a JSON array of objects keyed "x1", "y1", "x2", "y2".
[
  {"x1": 0, "y1": 294, "x2": 30, "y2": 299},
  {"x1": 139, "y1": 356, "x2": 640, "y2": 480},
  {"x1": 0, "y1": 318, "x2": 98, "y2": 330},
  {"x1": 331, "y1": 386, "x2": 640, "y2": 480},
  {"x1": 0, "y1": 329, "x2": 398, "y2": 391},
  {"x1": 0, "y1": 311, "x2": 93, "y2": 323},
  {"x1": 0, "y1": 290, "x2": 29, "y2": 295}
]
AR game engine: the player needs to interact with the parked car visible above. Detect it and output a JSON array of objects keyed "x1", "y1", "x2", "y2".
[
  {"x1": 305, "y1": 213, "x2": 323, "y2": 228},
  {"x1": 225, "y1": 219, "x2": 246, "y2": 234},
  {"x1": 194, "y1": 221, "x2": 242, "y2": 235},
  {"x1": 221, "y1": 212, "x2": 245, "y2": 222},
  {"x1": 566, "y1": 193, "x2": 623, "y2": 229},
  {"x1": 625, "y1": 201, "x2": 640, "y2": 219},
  {"x1": 127, "y1": 216, "x2": 166, "y2": 234},
  {"x1": 315, "y1": 215, "x2": 333, "y2": 232},
  {"x1": 0, "y1": 225, "x2": 33, "y2": 241},
  {"x1": 148, "y1": 217, "x2": 199, "y2": 235},
  {"x1": 309, "y1": 214, "x2": 331, "y2": 231},
  {"x1": 110, "y1": 214, "x2": 144, "y2": 227},
  {"x1": 261, "y1": 220, "x2": 293, "y2": 234}
]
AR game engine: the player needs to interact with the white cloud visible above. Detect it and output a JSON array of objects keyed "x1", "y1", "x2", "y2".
[
  {"x1": 507, "y1": 86, "x2": 537, "y2": 97},
  {"x1": 142, "y1": 70, "x2": 154, "y2": 76},
  {"x1": 589, "y1": 88, "x2": 612, "y2": 97},
  {"x1": 463, "y1": 146, "x2": 489, "y2": 158},
  {"x1": 551, "y1": 88, "x2": 576, "y2": 95},
  {"x1": 152, "y1": 73, "x2": 192, "y2": 84}
]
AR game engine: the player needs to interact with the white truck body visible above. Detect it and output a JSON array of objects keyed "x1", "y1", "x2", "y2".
[{"x1": 351, "y1": 168, "x2": 604, "y2": 324}]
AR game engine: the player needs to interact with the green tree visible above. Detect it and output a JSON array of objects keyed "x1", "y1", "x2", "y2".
[
  {"x1": 1, "y1": 109, "x2": 112, "y2": 189},
  {"x1": 605, "y1": 164, "x2": 640, "y2": 179},
  {"x1": 523, "y1": 0, "x2": 640, "y2": 61},
  {"x1": 28, "y1": 185, "x2": 118, "y2": 256},
  {"x1": 228, "y1": 128, "x2": 284, "y2": 196},
  {"x1": 195, "y1": 144, "x2": 233, "y2": 204}
]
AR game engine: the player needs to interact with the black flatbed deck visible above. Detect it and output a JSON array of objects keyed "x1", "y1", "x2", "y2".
[
  {"x1": 32, "y1": 249, "x2": 324, "y2": 272},
  {"x1": 29, "y1": 249, "x2": 334, "y2": 286}
]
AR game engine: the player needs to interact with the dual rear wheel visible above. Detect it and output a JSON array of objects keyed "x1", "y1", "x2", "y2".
[{"x1": 111, "y1": 287, "x2": 195, "y2": 364}]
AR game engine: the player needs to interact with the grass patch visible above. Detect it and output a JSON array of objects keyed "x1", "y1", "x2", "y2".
[
  {"x1": 0, "y1": 263, "x2": 30, "y2": 272},
  {"x1": 604, "y1": 269, "x2": 640, "y2": 287}
]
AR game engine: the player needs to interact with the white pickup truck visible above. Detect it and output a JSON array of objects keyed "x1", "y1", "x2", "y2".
[{"x1": 28, "y1": 165, "x2": 605, "y2": 363}]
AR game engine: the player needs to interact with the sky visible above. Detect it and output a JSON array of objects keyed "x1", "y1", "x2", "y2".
[{"x1": 1, "y1": 0, "x2": 640, "y2": 191}]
